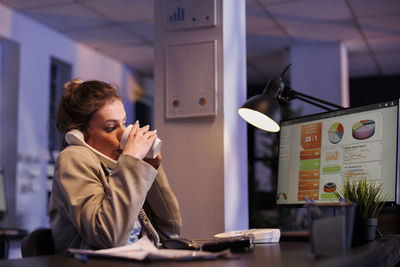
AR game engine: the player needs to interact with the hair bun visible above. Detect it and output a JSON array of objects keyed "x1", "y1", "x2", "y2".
[{"x1": 64, "y1": 78, "x2": 83, "y2": 91}]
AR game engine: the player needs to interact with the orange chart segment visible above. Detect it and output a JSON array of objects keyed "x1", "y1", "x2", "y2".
[
  {"x1": 300, "y1": 149, "x2": 321, "y2": 160},
  {"x1": 298, "y1": 190, "x2": 319, "y2": 201},
  {"x1": 299, "y1": 170, "x2": 320, "y2": 180},
  {"x1": 301, "y1": 122, "x2": 322, "y2": 150},
  {"x1": 299, "y1": 180, "x2": 320, "y2": 190}
]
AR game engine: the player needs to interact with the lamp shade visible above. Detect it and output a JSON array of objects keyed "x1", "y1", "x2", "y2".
[{"x1": 238, "y1": 94, "x2": 281, "y2": 132}]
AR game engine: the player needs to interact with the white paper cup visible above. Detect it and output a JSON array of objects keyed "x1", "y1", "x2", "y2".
[{"x1": 120, "y1": 124, "x2": 162, "y2": 158}]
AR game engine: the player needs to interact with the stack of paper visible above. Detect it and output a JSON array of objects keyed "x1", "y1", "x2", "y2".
[
  {"x1": 69, "y1": 236, "x2": 230, "y2": 261},
  {"x1": 214, "y1": 228, "x2": 281, "y2": 243}
]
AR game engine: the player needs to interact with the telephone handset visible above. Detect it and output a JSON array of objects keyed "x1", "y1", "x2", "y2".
[{"x1": 65, "y1": 129, "x2": 117, "y2": 169}]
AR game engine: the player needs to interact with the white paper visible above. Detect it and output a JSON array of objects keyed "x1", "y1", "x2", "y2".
[
  {"x1": 214, "y1": 228, "x2": 281, "y2": 243},
  {"x1": 69, "y1": 236, "x2": 227, "y2": 261}
]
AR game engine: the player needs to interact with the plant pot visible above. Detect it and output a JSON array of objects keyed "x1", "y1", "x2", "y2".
[{"x1": 352, "y1": 218, "x2": 377, "y2": 246}]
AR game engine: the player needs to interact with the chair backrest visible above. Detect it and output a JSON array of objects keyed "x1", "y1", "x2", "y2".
[{"x1": 21, "y1": 228, "x2": 55, "y2": 257}]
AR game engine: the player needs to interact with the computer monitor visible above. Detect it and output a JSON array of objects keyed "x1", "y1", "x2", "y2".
[{"x1": 276, "y1": 99, "x2": 399, "y2": 205}]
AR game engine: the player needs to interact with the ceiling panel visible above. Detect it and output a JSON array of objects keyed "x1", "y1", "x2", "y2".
[
  {"x1": 1, "y1": 0, "x2": 400, "y2": 80},
  {"x1": 0, "y1": 0, "x2": 74, "y2": 10},
  {"x1": 359, "y1": 15, "x2": 400, "y2": 40},
  {"x1": 97, "y1": 44, "x2": 154, "y2": 65},
  {"x1": 65, "y1": 25, "x2": 145, "y2": 48},
  {"x1": 124, "y1": 22, "x2": 154, "y2": 43},
  {"x1": 344, "y1": 40, "x2": 368, "y2": 55},
  {"x1": 286, "y1": 21, "x2": 362, "y2": 43},
  {"x1": 246, "y1": 0, "x2": 260, "y2": 8},
  {"x1": 83, "y1": 0, "x2": 154, "y2": 23},
  {"x1": 369, "y1": 36, "x2": 400, "y2": 53},
  {"x1": 266, "y1": 0, "x2": 352, "y2": 26},
  {"x1": 246, "y1": 5, "x2": 277, "y2": 33},
  {"x1": 259, "y1": 0, "x2": 310, "y2": 5},
  {"x1": 20, "y1": 3, "x2": 108, "y2": 31},
  {"x1": 348, "y1": 0, "x2": 400, "y2": 18}
]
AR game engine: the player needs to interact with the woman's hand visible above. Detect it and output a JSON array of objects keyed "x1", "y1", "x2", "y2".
[
  {"x1": 143, "y1": 153, "x2": 162, "y2": 170},
  {"x1": 122, "y1": 121, "x2": 157, "y2": 160}
]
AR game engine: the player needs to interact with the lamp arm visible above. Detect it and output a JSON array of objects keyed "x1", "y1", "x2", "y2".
[{"x1": 292, "y1": 90, "x2": 344, "y2": 111}]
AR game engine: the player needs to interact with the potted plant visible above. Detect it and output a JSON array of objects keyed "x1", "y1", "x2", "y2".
[{"x1": 335, "y1": 178, "x2": 385, "y2": 246}]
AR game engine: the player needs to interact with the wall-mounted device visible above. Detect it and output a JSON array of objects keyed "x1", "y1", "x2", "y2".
[
  {"x1": 166, "y1": 0, "x2": 216, "y2": 31},
  {"x1": 165, "y1": 41, "x2": 217, "y2": 119}
]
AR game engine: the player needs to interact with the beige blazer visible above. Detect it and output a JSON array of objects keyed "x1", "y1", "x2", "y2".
[{"x1": 49, "y1": 145, "x2": 182, "y2": 253}]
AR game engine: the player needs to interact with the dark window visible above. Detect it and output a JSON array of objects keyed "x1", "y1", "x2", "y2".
[
  {"x1": 48, "y1": 58, "x2": 72, "y2": 157},
  {"x1": 350, "y1": 75, "x2": 400, "y2": 107}
]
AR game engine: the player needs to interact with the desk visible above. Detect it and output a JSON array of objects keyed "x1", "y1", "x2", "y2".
[{"x1": 1, "y1": 235, "x2": 400, "y2": 267}]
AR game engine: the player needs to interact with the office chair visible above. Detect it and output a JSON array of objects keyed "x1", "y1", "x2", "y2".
[{"x1": 21, "y1": 228, "x2": 55, "y2": 257}]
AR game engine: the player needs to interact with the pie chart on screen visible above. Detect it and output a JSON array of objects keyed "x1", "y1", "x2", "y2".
[
  {"x1": 328, "y1": 122, "x2": 344, "y2": 144},
  {"x1": 352, "y1": 120, "x2": 375, "y2": 140}
]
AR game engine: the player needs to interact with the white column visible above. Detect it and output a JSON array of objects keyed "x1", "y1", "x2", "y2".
[
  {"x1": 290, "y1": 42, "x2": 349, "y2": 116},
  {"x1": 0, "y1": 44, "x2": 2, "y2": 161},
  {"x1": 154, "y1": 0, "x2": 247, "y2": 238},
  {"x1": 222, "y1": 0, "x2": 248, "y2": 232}
]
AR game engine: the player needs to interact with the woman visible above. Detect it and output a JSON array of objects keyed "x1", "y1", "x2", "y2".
[{"x1": 49, "y1": 79, "x2": 182, "y2": 253}]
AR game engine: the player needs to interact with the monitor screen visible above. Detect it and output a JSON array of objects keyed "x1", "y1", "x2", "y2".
[{"x1": 276, "y1": 99, "x2": 399, "y2": 205}]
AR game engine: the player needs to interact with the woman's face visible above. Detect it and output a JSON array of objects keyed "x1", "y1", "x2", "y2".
[{"x1": 86, "y1": 98, "x2": 126, "y2": 160}]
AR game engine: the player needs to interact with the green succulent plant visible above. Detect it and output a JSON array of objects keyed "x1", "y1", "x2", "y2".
[{"x1": 334, "y1": 178, "x2": 385, "y2": 219}]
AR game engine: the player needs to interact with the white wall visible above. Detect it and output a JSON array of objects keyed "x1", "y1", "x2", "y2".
[
  {"x1": 154, "y1": 0, "x2": 248, "y2": 238},
  {"x1": 0, "y1": 3, "x2": 136, "y2": 231},
  {"x1": 290, "y1": 42, "x2": 349, "y2": 116}
]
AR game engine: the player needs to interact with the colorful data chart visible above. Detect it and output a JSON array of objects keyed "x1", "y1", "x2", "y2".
[
  {"x1": 323, "y1": 182, "x2": 337, "y2": 193},
  {"x1": 322, "y1": 150, "x2": 341, "y2": 173},
  {"x1": 328, "y1": 122, "x2": 344, "y2": 144},
  {"x1": 343, "y1": 142, "x2": 381, "y2": 163},
  {"x1": 344, "y1": 169, "x2": 369, "y2": 180},
  {"x1": 298, "y1": 123, "x2": 322, "y2": 201},
  {"x1": 301, "y1": 122, "x2": 322, "y2": 150},
  {"x1": 344, "y1": 146, "x2": 369, "y2": 163},
  {"x1": 352, "y1": 120, "x2": 375, "y2": 140}
]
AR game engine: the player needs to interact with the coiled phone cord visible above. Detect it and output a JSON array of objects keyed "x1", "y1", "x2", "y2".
[{"x1": 139, "y1": 209, "x2": 160, "y2": 247}]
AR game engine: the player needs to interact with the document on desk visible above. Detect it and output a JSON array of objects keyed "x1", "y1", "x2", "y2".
[
  {"x1": 214, "y1": 229, "x2": 281, "y2": 243},
  {"x1": 69, "y1": 236, "x2": 230, "y2": 261}
]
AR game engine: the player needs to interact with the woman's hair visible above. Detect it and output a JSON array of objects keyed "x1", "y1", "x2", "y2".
[{"x1": 56, "y1": 78, "x2": 121, "y2": 147}]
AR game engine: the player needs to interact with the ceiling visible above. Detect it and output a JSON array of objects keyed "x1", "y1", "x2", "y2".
[{"x1": 1, "y1": 0, "x2": 400, "y2": 85}]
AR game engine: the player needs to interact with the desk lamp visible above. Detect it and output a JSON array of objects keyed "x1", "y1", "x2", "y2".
[{"x1": 238, "y1": 64, "x2": 343, "y2": 132}]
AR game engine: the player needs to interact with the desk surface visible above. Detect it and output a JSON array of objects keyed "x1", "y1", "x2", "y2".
[{"x1": 1, "y1": 235, "x2": 400, "y2": 267}]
